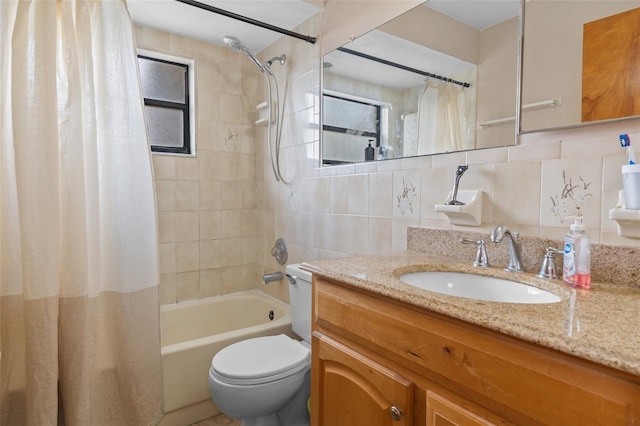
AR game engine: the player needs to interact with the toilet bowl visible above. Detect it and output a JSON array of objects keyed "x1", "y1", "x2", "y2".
[
  {"x1": 208, "y1": 264, "x2": 312, "y2": 426},
  {"x1": 208, "y1": 334, "x2": 310, "y2": 424}
]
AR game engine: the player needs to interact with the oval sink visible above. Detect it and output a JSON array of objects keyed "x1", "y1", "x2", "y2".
[{"x1": 399, "y1": 271, "x2": 561, "y2": 304}]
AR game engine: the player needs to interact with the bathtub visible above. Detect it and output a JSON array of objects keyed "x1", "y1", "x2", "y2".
[{"x1": 158, "y1": 291, "x2": 292, "y2": 426}]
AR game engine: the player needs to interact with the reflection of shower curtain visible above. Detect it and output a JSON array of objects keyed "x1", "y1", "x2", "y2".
[
  {"x1": 416, "y1": 80, "x2": 474, "y2": 155},
  {"x1": 1, "y1": 1, "x2": 163, "y2": 424},
  {"x1": 402, "y1": 112, "x2": 418, "y2": 157}
]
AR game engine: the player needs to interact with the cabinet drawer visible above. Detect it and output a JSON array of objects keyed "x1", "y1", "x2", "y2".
[{"x1": 314, "y1": 277, "x2": 640, "y2": 425}]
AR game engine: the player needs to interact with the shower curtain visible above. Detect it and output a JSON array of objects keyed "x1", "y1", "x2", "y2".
[
  {"x1": 416, "y1": 80, "x2": 475, "y2": 155},
  {"x1": 0, "y1": 0, "x2": 163, "y2": 425}
]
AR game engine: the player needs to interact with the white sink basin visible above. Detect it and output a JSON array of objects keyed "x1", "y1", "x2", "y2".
[{"x1": 399, "y1": 271, "x2": 561, "y2": 304}]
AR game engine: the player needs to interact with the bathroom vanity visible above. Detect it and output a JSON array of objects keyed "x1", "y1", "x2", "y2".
[{"x1": 308, "y1": 253, "x2": 640, "y2": 425}]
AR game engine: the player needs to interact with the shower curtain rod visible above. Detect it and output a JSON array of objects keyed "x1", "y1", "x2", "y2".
[
  {"x1": 174, "y1": 0, "x2": 317, "y2": 44},
  {"x1": 337, "y1": 47, "x2": 470, "y2": 88}
]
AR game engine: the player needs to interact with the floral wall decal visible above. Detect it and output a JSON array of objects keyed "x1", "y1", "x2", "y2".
[
  {"x1": 550, "y1": 171, "x2": 593, "y2": 224},
  {"x1": 396, "y1": 178, "x2": 417, "y2": 216},
  {"x1": 224, "y1": 128, "x2": 239, "y2": 151},
  {"x1": 288, "y1": 185, "x2": 298, "y2": 209}
]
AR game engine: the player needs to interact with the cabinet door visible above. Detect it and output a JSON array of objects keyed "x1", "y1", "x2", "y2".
[
  {"x1": 427, "y1": 391, "x2": 498, "y2": 426},
  {"x1": 312, "y1": 333, "x2": 413, "y2": 426}
]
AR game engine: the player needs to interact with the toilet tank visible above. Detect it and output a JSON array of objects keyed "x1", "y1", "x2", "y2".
[{"x1": 285, "y1": 263, "x2": 312, "y2": 344}]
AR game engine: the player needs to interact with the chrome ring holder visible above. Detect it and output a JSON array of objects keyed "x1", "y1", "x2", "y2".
[{"x1": 271, "y1": 238, "x2": 288, "y2": 265}]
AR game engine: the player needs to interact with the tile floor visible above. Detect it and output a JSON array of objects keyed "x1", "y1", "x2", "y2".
[{"x1": 190, "y1": 414, "x2": 240, "y2": 426}]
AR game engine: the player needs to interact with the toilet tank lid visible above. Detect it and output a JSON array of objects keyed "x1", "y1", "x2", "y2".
[
  {"x1": 285, "y1": 263, "x2": 312, "y2": 283},
  {"x1": 212, "y1": 334, "x2": 309, "y2": 380}
]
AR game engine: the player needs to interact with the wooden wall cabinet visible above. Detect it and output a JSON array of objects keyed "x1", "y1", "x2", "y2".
[
  {"x1": 311, "y1": 277, "x2": 640, "y2": 426},
  {"x1": 582, "y1": 7, "x2": 640, "y2": 122}
]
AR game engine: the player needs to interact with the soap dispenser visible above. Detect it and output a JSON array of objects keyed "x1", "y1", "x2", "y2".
[
  {"x1": 562, "y1": 216, "x2": 591, "y2": 289},
  {"x1": 364, "y1": 140, "x2": 375, "y2": 162}
]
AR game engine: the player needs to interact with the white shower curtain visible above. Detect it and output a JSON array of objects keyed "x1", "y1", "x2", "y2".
[
  {"x1": 0, "y1": 0, "x2": 163, "y2": 425},
  {"x1": 434, "y1": 81, "x2": 475, "y2": 153},
  {"x1": 416, "y1": 80, "x2": 475, "y2": 155}
]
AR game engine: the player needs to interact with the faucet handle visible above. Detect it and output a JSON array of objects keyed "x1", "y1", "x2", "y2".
[
  {"x1": 536, "y1": 247, "x2": 563, "y2": 279},
  {"x1": 460, "y1": 238, "x2": 490, "y2": 268}
]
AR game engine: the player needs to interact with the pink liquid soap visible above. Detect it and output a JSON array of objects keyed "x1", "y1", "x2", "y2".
[{"x1": 571, "y1": 273, "x2": 591, "y2": 290}]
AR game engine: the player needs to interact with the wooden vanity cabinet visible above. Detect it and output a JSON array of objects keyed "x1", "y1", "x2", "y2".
[{"x1": 311, "y1": 276, "x2": 640, "y2": 426}]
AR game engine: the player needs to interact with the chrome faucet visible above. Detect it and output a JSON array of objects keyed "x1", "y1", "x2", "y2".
[
  {"x1": 490, "y1": 225, "x2": 523, "y2": 272},
  {"x1": 262, "y1": 271, "x2": 283, "y2": 284}
]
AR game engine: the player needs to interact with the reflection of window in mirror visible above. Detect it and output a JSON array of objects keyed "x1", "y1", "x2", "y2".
[
  {"x1": 322, "y1": 93, "x2": 385, "y2": 165},
  {"x1": 320, "y1": 1, "x2": 520, "y2": 166}
]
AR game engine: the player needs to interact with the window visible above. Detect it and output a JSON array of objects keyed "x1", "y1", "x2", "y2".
[
  {"x1": 322, "y1": 93, "x2": 381, "y2": 165},
  {"x1": 138, "y1": 52, "x2": 194, "y2": 155}
]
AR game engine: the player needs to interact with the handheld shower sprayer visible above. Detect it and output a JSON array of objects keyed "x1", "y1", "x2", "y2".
[
  {"x1": 222, "y1": 35, "x2": 289, "y2": 183},
  {"x1": 222, "y1": 36, "x2": 286, "y2": 74},
  {"x1": 222, "y1": 35, "x2": 266, "y2": 73}
]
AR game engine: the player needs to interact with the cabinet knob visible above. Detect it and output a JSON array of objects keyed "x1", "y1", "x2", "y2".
[{"x1": 389, "y1": 406, "x2": 402, "y2": 421}]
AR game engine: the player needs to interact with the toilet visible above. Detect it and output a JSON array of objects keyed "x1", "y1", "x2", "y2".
[{"x1": 208, "y1": 263, "x2": 312, "y2": 426}]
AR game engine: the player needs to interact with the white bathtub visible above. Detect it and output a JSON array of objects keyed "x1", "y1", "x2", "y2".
[{"x1": 159, "y1": 291, "x2": 293, "y2": 426}]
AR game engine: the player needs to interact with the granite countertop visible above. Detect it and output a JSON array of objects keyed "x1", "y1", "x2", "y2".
[{"x1": 305, "y1": 251, "x2": 640, "y2": 377}]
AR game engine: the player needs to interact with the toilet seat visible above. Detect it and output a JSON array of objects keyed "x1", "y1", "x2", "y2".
[{"x1": 211, "y1": 334, "x2": 310, "y2": 386}]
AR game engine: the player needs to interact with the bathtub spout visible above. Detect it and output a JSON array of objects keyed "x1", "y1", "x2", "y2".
[{"x1": 262, "y1": 271, "x2": 283, "y2": 284}]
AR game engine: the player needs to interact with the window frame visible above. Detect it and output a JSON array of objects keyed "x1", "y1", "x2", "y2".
[
  {"x1": 322, "y1": 93, "x2": 381, "y2": 143},
  {"x1": 321, "y1": 90, "x2": 390, "y2": 165},
  {"x1": 137, "y1": 50, "x2": 196, "y2": 156}
]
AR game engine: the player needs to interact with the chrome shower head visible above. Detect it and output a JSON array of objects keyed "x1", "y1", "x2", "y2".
[
  {"x1": 222, "y1": 35, "x2": 244, "y2": 52},
  {"x1": 222, "y1": 35, "x2": 265, "y2": 73}
]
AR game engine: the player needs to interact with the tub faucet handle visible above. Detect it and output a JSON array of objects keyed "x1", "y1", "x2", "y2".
[{"x1": 271, "y1": 238, "x2": 288, "y2": 265}]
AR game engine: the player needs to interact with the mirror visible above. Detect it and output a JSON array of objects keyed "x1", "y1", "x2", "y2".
[
  {"x1": 320, "y1": 1, "x2": 521, "y2": 166},
  {"x1": 520, "y1": 1, "x2": 640, "y2": 133}
]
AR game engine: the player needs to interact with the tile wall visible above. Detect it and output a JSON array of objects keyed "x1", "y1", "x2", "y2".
[
  {"x1": 263, "y1": 123, "x2": 640, "y2": 261},
  {"x1": 135, "y1": 26, "x2": 262, "y2": 305}
]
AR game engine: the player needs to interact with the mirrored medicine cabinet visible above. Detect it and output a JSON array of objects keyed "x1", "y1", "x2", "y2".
[
  {"x1": 320, "y1": 0, "x2": 640, "y2": 167},
  {"x1": 320, "y1": 0, "x2": 521, "y2": 166}
]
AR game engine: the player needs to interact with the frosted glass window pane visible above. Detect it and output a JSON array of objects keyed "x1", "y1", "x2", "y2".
[
  {"x1": 138, "y1": 57, "x2": 185, "y2": 103},
  {"x1": 323, "y1": 131, "x2": 372, "y2": 163},
  {"x1": 145, "y1": 106, "x2": 183, "y2": 148},
  {"x1": 324, "y1": 96, "x2": 378, "y2": 133}
]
